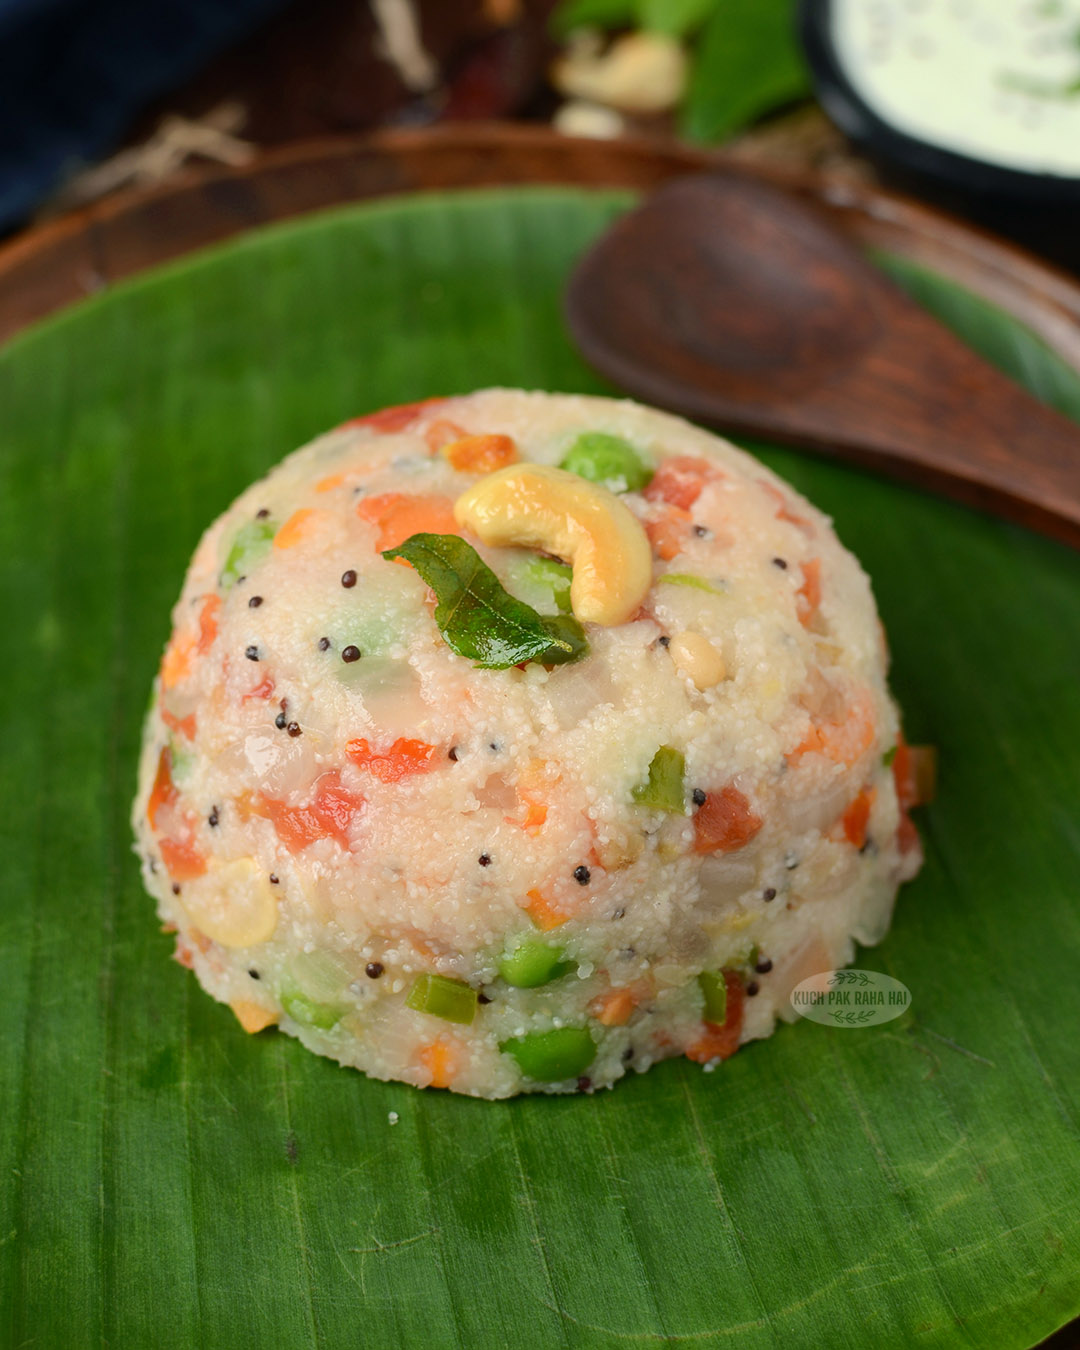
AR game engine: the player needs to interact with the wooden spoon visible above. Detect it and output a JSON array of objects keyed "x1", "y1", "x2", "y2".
[{"x1": 566, "y1": 172, "x2": 1080, "y2": 548}]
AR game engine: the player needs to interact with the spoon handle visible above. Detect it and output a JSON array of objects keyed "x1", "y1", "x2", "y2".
[{"x1": 714, "y1": 304, "x2": 1080, "y2": 550}]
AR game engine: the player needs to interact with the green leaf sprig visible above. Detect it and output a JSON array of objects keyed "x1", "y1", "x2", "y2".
[{"x1": 383, "y1": 533, "x2": 589, "y2": 670}]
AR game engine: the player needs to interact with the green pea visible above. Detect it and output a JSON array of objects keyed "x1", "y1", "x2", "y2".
[
  {"x1": 631, "y1": 745, "x2": 686, "y2": 813},
  {"x1": 559, "y1": 433, "x2": 652, "y2": 494},
  {"x1": 498, "y1": 937, "x2": 573, "y2": 989},
  {"x1": 406, "y1": 973, "x2": 478, "y2": 1025},
  {"x1": 500, "y1": 1027, "x2": 596, "y2": 1081}
]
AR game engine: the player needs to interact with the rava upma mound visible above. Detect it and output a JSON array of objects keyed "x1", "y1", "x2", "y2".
[{"x1": 133, "y1": 390, "x2": 923, "y2": 1097}]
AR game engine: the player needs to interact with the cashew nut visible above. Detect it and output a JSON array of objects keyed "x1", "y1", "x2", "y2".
[
  {"x1": 178, "y1": 856, "x2": 278, "y2": 948},
  {"x1": 552, "y1": 32, "x2": 687, "y2": 114},
  {"x1": 669, "y1": 631, "x2": 726, "y2": 690},
  {"x1": 453, "y1": 464, "x2": 652, "y2": 626}
]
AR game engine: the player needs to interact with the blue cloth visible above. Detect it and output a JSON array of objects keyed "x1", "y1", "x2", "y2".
[{"x1": 0, "y1": 0, "x2": 290, "y2": 232}]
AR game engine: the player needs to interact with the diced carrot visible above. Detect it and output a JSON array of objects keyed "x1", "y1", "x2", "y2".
[
  {"x1": 442, "y1": 433, "x2": 518, "y2": 473},
  {"x1": 315, "y1": 471, "x2": 346, "y2": 493},
  {"x1": 160, "y1": 633, "x2": 196, "y2": 691},
  {"x1": 161, "y1": 708, "x2": 197, "y2": 740},
  {"x1": 507, "y1": 759, "x2": 552, "y2": 835},
  {"x1": 418, "y1": 1040, "x2": 458, "y2": 1089},
  {"x1": 796, "y1": 558, "x2": 822, "y2": 628},
  {"x1": 190, "y1": 929, "x2": 212, "y2": 954},
  {"x1": 147, "y1": 746, "x2": 177, "y2": 830},
  {"x1": 231, "y1": 1000, "x2": 279, "y2": 1034},
  {"x1": 346, "y1": 737, "x2": 440, "y2": 783},
  {"x1": 693, "y1": 785, "x2": 763, "y2": 854},
  {"x1": 840, "y1": 786, "x2": 876, "y2": 849},
  {"x1": 523, "y1": 889, "x2": 569, "y2": 931},
  {"x1": 344, "y1": 398, "x2": 445, "y2": 433},
  {"x1": 274, "y1": 508, "x2": 316, "y2": 550},
  {"x1": 159, "y1": 835, "x2": 208, "y2": 882},
  {"x1": 788, "y1": 688, "x2": 876, "y2": 769},
  {"x1": 174, "y1": 942, "x2": 195, "y2": 970},
  {"x1": 196, "y1": 594, "x2": 220, "y2": 654},
  {"x1": 686, "y1": 971, "x2": 745, "y2": 1063},
  {"x1": 759, "y1": 479, "x2": 815, "y2": 533},
  {"x1": 644, "y1": 505, "x2": 692, "y2": 561},
  {"x1": 892, "y1": 736, "x2": 936, "y2": 810},
  {"x1": 522, "y1": 799, "x2": 548, "y2": 833},
  {"x1": 588, "y1": 987, "x2": 636, "y2": 1028},
  {"x1": 424, "y1": 419, "x2": 468, "y2": 453},
  {"x1": 160, "y1": 594, "x2": 219, "y2": 690},
  {"x1": 892, "y1": 736, "x2": 916, "y2": 810},
  {"x1": 789, "y1": 724, "x2": 824, "y2": 760},
  {"x1": 242, "y1": 675, "x2": 276, "y2": 704},
  {"x1": 644, "y1": 456, "x2": 722, "y2": 511},
  {"x1": 892, "y1": 734, "x2": 932, "y2": 856},
  {"x1": 356, "y1": 492, "x2": 459, "y2": 553},
  {"x1": 255, "y1": 771, "x2": 364, "y2": 853}
]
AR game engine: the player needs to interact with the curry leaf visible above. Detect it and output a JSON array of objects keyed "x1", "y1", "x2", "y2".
[
  {"x1": 638, "y1": 0, "x2": 716, "y2": 38},
  {"x1": 549, "y1": 0, "x2": 636, "y2": 37},
  {"x1": 382, "y1": 532, "x2": 583, "y2": 668},
  {"x1": 682, "y1": 0, "x2": 811, "y2": 143}
]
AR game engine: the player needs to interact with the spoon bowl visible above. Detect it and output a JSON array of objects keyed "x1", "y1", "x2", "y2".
[{"x1": 566, "y1": 172, "x2": 1080, "y2": 548}]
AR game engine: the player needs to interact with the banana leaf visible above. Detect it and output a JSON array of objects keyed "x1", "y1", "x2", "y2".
[{"x1": 2, "y1": 186, "x2": 1078, "y2": 1349}]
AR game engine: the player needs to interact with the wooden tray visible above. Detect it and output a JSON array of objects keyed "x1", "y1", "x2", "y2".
[{"x1": 4, "y1": 122, "x2": 1080, "y2": 371}]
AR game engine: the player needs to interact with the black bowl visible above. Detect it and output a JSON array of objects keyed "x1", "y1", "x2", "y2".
[{"x1": 799, "y1": 0, "x2": 1080, "y2": 229}]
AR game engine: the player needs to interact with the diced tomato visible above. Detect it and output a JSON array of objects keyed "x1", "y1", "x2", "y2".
[
  {"x1": 686, "y1": 971, "x2": 745, "y2": 1063},
  {"x1": 841, "y1": 786, "x2": 876, "y2": 849},
  {"x1": 256, "y1": 771, "x2": 364, "y2": 853},
  {"x1": 796, "y1": 558, "x2": 822, "y2": 628},
  {"x1": 356, "y1": 492, "x2": 460, "y2": 553},
  {"x1": 242, "y1": 675, "x2": 276, "y2": 704},
  {"x1": 693, "y1": 785, "x2": 763, "y2": 854},
  {"x1": 346, "y1": 737, "x2": 440, "y2": 783},
  {"x1": 147, "y1": 747, "x2": 177, "y2": 829},
  {"x1": 344, "y1": 398, "x2": 444, "y2": 434},
  {"x1": 644, "y1": 504, "x2": 692, "y2": 561},
  {"x1": 424, "y1": 419, "x2": 468, "y2": 454},
  {"x1": 442, "y1": 434, "x2": 518, "y2": 473},
  {"x1": 159, "y1": 835, "x2": 208, "y2": 881},
  {"x1": 161, "y1": 708, "x2": 197, "y2": 740},
  {"x1": 644, "y1": 456, "x2": 722, "y2": 511}
]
